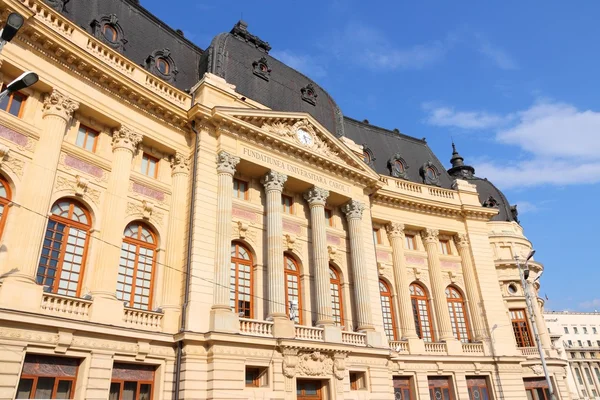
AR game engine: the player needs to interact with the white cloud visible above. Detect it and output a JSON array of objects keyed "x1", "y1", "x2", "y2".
[
  {"x1": 270, "y1": 50, "x2": 327, "y2": 79},
  {"x1": 476, "y1": 35, "x2": 518, "y2": 70},
  {"x1": 512, "y1": 201, "x2": 538, "y2": 214},
  {"x1": 579, "y1": 299, "x2": 600, "y2": 310},
  {"x1": 422, "y1": 103, "x2": 513, "y2": 129}
]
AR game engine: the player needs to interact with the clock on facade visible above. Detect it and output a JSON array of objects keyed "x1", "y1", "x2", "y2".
[{"x1": 296, "y1": 129, "x2": 314, "y2": 146}]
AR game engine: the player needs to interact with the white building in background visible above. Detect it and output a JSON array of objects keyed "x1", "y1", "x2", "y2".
[{"x1": 546, "y1": 311, "x2": 600, "y2": 399}]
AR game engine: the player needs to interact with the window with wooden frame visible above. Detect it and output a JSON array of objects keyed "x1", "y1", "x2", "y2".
[
  {"x1": 467, "y1": 376, "x2": 490, "y2": 400},
  {"x1": 404, "y1": 234, "x2": 416, "y2": 250},
  {"x1": 16, "y1": 354, "x2": 79, "y2": 399},
  {"x1": 350, "y1": 371, "x2": 367, "y2": 391},
  {"x1": 230, "y1": 242, "x2": 253, "y2": 318},
  {"x1": 141, "y1": 153, "x2": 159, "y2": 178},
  {"x1": 510, "y1": 309, "x2": 533, "y2": 347},
  {"x1": 0, "y1": 84, "x2": 26, "y2": 118},
  {"x1": 373, "y1": 228, "x2": 382, "y2": 245},
  {"x1": 428, "y1": 376, "x2": 454, "y2": 400},
  {"x1": 330, "y1": 266, "x2": 344, "y2": 327},
  {"x1": 284, "y1": 254, "x2": 302, "y2": 324},
  {"x1": 324, "y1": 208, "x2": 334, "y2": 227},
  {"x1": 102, "y1": 24, "x2": 118, "y2": 43},
  {"x1": 117, "y1": 222, "x2": 157, "y2": 310},
  {"x1": 0, "y1": 176, "x2": 11, "y2": 241},
  {"x1": 109, "y1": 362, "x2": 155, "y2": 400},
  {"x1": 245, "y1": 366, "x2": 268, "y2": 388},
  {"x1": 379, "y1": 280, "x2": 397, "y2": 341},
  {"x1": 233, "y1": 178, "x2": 249, "y2": 200},
  {"x1": 156, "y1": 57, "x2": 169, "y2": 75},
  {"x1": 410, "y1": 283, "x2": 434, "y2": 342},
  {"x1": 524, "y1": 378, "x2": 551, "y2": 400},
  {"x1": 282, "y1": 194, "x2": 294, "y2": 214},
  {"x1": 393, "y1": 377, "x2": 413, "y2": 400},
  {"x1": 36, "y1": 200, "x2": 91, "y2": 297},
  {"x1": 446, "y1": 286, "x2": 471, "y2": 343},
  {"x1": 75, "y1": 124, "x2": 99, "y2": 152},
  {"x1": 297, "y1": 380, "x2": 322, "y2": 399},
  {"x1": 439, "y1": 239, "x2": 451, "y2": 255}
]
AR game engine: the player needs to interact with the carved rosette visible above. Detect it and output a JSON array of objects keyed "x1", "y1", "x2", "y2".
[
  {"x1": 261, "y1": 170, "x2": 287, "y2": 192},
  {"x1": 303, "y1": 187, "x2": 329, "y2": 207},
  {"x1": 170, "y1": 151, "x2": 190, "y2": 176},
  {"x1": 112, "y1": 126, "x2": 142, "y2": 153},
  {"x1": 216, "y1": 151, "x2": 240, "y2": 175},
  {"x1": 42, "y1": 90, "x2": 80, "y2": 121},
  {"x1": 421, "y1": 228, "x2": 439, "y2": 244},
  {"x1": 342, "y1": 200, "x2": 365, "y2": 220},
  {"x1": 385, "y1": 222, "x2": 405, "y2": 239},
  {"x1": 454, "y1": 233, "x2": 469, "y2": 249}
]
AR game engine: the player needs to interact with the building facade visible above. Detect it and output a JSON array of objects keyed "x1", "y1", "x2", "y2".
[
  {"x1": 546, "y1": 311, "x2": 600, "y2": 400},
  {"x1": 0, "y1": 0, "x2": 570, "y2": 399}
]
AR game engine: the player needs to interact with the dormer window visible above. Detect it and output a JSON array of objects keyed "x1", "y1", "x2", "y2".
[
  {"x1": 388, "y1": 153, "x2": 408, "y2": 180},
  {"x1": 362, "y1": 146, "x2": 375, "y2": 168},
  {"x1": 301, "y1": 83, "x2": 318, "y2": 106},
  {"x1": 156, "y1": 58, "x2": 169, "y2": 74},
  {"x1": 252, "y1": 57, "x2": 271, "y2": 81},
  {"x1": 92, "y1": 14, "x2": 127, "y2": 52},
  {"x1": 420, "y1": 161, "x2": 440, "y2": 186},
  {"x1": 144, "y1": 49, "x2": 178, "y2": 83},
  {"x1": 426, "y1": 166, "x2": 436, "y2": 181},
  {"x1": 102, "y1": 24, "x2": 118, "y2": 43},
  {"x1": 395, "y1": 160, "x2": 405, "y2": 174}
]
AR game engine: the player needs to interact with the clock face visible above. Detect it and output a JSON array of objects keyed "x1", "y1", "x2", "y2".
[{"x1": 296, "y1": 129, "x2": 314, "y2": 146}]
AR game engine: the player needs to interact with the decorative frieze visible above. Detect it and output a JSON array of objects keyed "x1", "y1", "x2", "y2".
[
  {"x1": 63, "y1": 154, "x2": 104, "y2": 179},
  {"x1": 0, "y1": 125, "x2": 29, "y2": 147},
  {"x1": 131, "y1": 182, "x2": 166, "y2": 202}
]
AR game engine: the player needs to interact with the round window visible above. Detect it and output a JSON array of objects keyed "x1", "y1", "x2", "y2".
[
  {"x1": 102, "y1": 24, "x2": 117, "y2": 43},
  {"x1": 260, "y1": 63, "x2": 268, "y2": 72},
  {"x1": 395, "y1": 160, "x2": 405, "y2": 173},
  {"x1": 363, "y1": 151, "x2": 371, "y2": 163},
  {"x1": 507, "y1": 283, "x2": 518, "y2": 295},
  {"x1": 156, "y1": 57, "x2": 169, "y2": 74},
  {"x1": 426, "y1": 166, "x2": 436, "y2": 180}
]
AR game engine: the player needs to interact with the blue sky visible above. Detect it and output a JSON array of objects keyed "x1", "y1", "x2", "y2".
[{"x1": 141, "y1": 0, "x2": 600, "y2": 312}]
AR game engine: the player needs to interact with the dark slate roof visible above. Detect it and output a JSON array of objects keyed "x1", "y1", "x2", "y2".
[
  {"x1": 199, "y1": 22, "x2": 344, "y2": 136},
  {"x1": 44, "y1": 0, "x2": 203, "y2": 91},
  {"x1": 343, "y1": 117, "x2": 454, "y2": 189}
]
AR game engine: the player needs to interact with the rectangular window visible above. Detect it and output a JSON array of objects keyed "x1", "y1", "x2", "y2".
[
  {"x1": 570, "y1": 352, "x2": 575, "y2": 359},
  {"x1": 141, "y1": 153, "x2": 159, "y2": 178},
  {"x1": 510, "y1": 309, "x2": 533, "y2": 347},
  {"x1": 282, "y1": 195, "x2": 293, "y2": 214},
  {"x1": 592, "y1": 352, "x2": 596, "y2": 358},
  {"x1": 594, "y1": 327, "x2": 598, "y2": 334},
  {"x1": 588, "y1": 340, "x2": 593, "y2": 347},
  {"x1": 439, "y1": 240, "x2": 450, "y2": 255},
  {"x1": 578, "y1": 340, "x2": 583, "y2": 347},
  {"x1": 597, "y1": 340, "x2": 600, "y2": 347},
  {"x1": 575, "y1": 368, "x2": 584, "y2": 385},
  {"x1": 0, "y1": 85, "x2": 26, "y2": 118},
  {"x1": 574, "y1": 327, "x2": 579, "y2": 334},
  {"x1": 585, "y1": 368, "x2": 594, "y2": 385},
  {"x1": 524, "y1": 378, "x2": 551, "y2": 400},
  {"x1": 593, "y1": 390, "x2": 598, "y2": 397},
  {"x1": 428, "y1": 377, "x2": 453, "y2": 400},
  {"x1": 594, "y1": 368, "x2": 600, "y2": 383},
  {"x1": 373, "y1": 229, "x2": 382, "y2": 245},
  {"x1": 324, "y1": 208, "x2": 334, "y2": 227},
  {"x1": 584, "y1": 327, "x2": 588, "y2": 334},
  {"x1": 233, "y1": 178, "x2": 249, "y2": 200},
  {"x1": 467, "y1": 377, "x2": 490, "y2": 400},
  {"x1": 568, "y1": 340, "x2": 572, "y2": 346},
  {"x1": 245, "y1": 366, "x2": 268, "y2": 388},
  {"x1": 16, "y1": 354, "x2": 79, "y2": 399},
  {"x1": 75, "y1": 125, "x2": 99, "y2": 152},
  {"x1": 393, "y1": 377, "x2": 413, "y2": 400},
  {"x1": 350, "y1": 371, "x2": 367, "y2": 391},
  {"x1": 580, "y1": 352, "x2": 586, "y2": 359},
  {"x1": 405, "y1": 234, "x2": 416, "y2": 250},
  {"x1": 564, "y1": 327, "x2": 569, "y2": 334},
  {"x1": 109, "y1": 362, "x2": 154, "y2": 400}
]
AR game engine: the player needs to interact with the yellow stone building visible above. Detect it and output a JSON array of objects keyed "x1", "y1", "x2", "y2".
[{"x1": 0, "y1": 0, "x2": 571, "y2": 399}]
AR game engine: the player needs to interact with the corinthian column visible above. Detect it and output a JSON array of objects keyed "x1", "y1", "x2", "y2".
[
  {"x1": 161, "y1": 152, "x2": 190, "y2": 332},
  {"x1": 421, "y1": 228, "x2": 454, "y2": 341},
  {"x1": 304, "y1": 187, "x2": 333, "y2": 326},
  {"x1": 454, "y1": 234, "x2": 486, "y2": 341},
  {"x1": 386, "y1": 223, "x2": 418, "y2": 339},
  {"x1": 261, "y1": 171, "x2": 288, "y2": 319},
  {"x1": 342, "y1": 200, "x2": 374, "y2": 331},
  {"x1": 2, "y1": 90, "x2": 79, "y2": 284}
]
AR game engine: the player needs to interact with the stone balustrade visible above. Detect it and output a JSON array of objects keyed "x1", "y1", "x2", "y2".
[
  {"x1": 40, "y1": 293, "x2": 92, "y2": 319},
  {"x1": 462, "y1": 342, "x2": 485, "y2": 355},
  {"x1": 424, "y1": 342, "x2": 448, "y2": 354},
  {"x1": 389, "y1": 341, "x2": 410, "y2": 353},
  {"x1": 341, "y1": 331, "x2": 366, "y2": 346},
  {"x1": 379, "y1": 176, "x2": 461, "y2": 205},
  {"x1": 122, "y1": 308, "x2": 163, "y2": 331},
  {"x1": 295, "y1": 326, "x2": 325, "y2": 341},
  {"x1": 519, "y1": 346, "x2": 540, "y2": 357},
  {"x1": 239, "y1": 318, "x2": 273, "y2": 337}
]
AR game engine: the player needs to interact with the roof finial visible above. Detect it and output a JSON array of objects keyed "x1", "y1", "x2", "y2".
[
  {"x1": 450, "y1": 140, "x2": 464, "y2": 168},
  {"x1": 447, "y1": 140, "x2": 475, "y2": 179}
]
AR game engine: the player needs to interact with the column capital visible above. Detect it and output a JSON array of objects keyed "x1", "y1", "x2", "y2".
[
  {"x1": 342, "y1": 200, "x2": 364, "y2": 220},
  {"x1": 112, "y1": 126, "x2": 142, "y2": 153},
  {"x1": 303, "y1": 187, "x2": 329, "y2": 206},
  {"x1": 421, "y1": 228, "x2": 439, "y2": 244},
  {"x1": 454, "y1": 233, "x2": 470, "y2": 249},
  {"x1": 42, "y1": 89, "x2": 80, "y2": 121},
  {"x1": 261, "y1": 170, "x2": 287, "y2": 192},
  {"x1": 216, "y1": 150, "x2": 240, "y2": 175},
  {"x1": 170, "y1": 151, "x2": 190, "y2": 176},
  {"x1": 385, "y1": 222, "x2": 405, "y2": 238}
]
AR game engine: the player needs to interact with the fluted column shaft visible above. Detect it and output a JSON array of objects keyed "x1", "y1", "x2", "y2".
[
  {"x1": 342, "y1": 200, "x2": 374, "y2": 331},
  {"x1": 455, "y1": 234, "x2": 486, "y2": 341},
  {"x1": 304, "y1": 187, "x2": 333, "y2": 326},
  {"x1": 213, "y1": 151, "x2": 240, "y2": 308},
  {"x1": 262, "y1": 171, "x2": 287, "y2": 318},
  {"x1": 386, "y1": 223, "x2": 417, "y2": 339},
  {"x1": 91, "y1": 126, "x2": 142, "y2": 298},
  {"x1": 5, "y1": 90, "x2": 79, "y2": 279},
  {"x1": 161, "y1": 153, "x2": 190, "y2": 308},
  {"x1": 422, "y1": 229, "x2": 454, "y2": 341}
]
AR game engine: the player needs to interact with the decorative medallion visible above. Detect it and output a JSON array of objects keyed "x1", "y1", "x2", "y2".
[
  {"x1": 388, "y1": 153, "x2": 408, "y2": 179},
  {"x1": 420, "y1": 161, "x2": 440, "y2": 186},
  {"x1": 296, "y1": 128, "x2": 314, "y2": 146},
  {"x1": 260, "y1": 120, "x2": 341, "y2": 160}
]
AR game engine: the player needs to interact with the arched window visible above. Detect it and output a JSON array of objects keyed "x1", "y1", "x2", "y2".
[
  {"x1": 230, "y1": 242, "x2": 253, "y2": 318},
  {"x1": 156, "y1": 57, "x2": 169, "y2": 74},
  {"x1": 117, "y1": 222, "x2": 157, "y2": 310},
  {"x1": 102, "y1": 24, "x2": 118, "y2": 43},
  {"x1": 446, "y1": 286, "x2": 471, "y2": 342},
  {"x1": 0, "y1": 176, "x2": 11, "y2": 240},
  {"x1": 284, "y1": 254, "x2": 302, "y2": 324},
  {"x1": 379, "y1": 280, "x2": 397, "y2": 341},
  {"x1": 37, "y1": 200, "x2": 91, "y2": 297},
  {"x1": 329, "y1": 266, "x2": 344, "y2": 327},
  {"x1": 410, "y1": 283, "x2": 434, "y2": 342}
]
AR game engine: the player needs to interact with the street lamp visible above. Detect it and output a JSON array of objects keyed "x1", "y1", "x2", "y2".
[
  {"x1": 516, "y1": 249, "x2": 557, "y2": 400},
  {"x1": 0, "y1": 12, "x2": 25, "y2": 53},
  {"x1": 0, "y1": 71, "x2": 39, "y2": 103}
]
